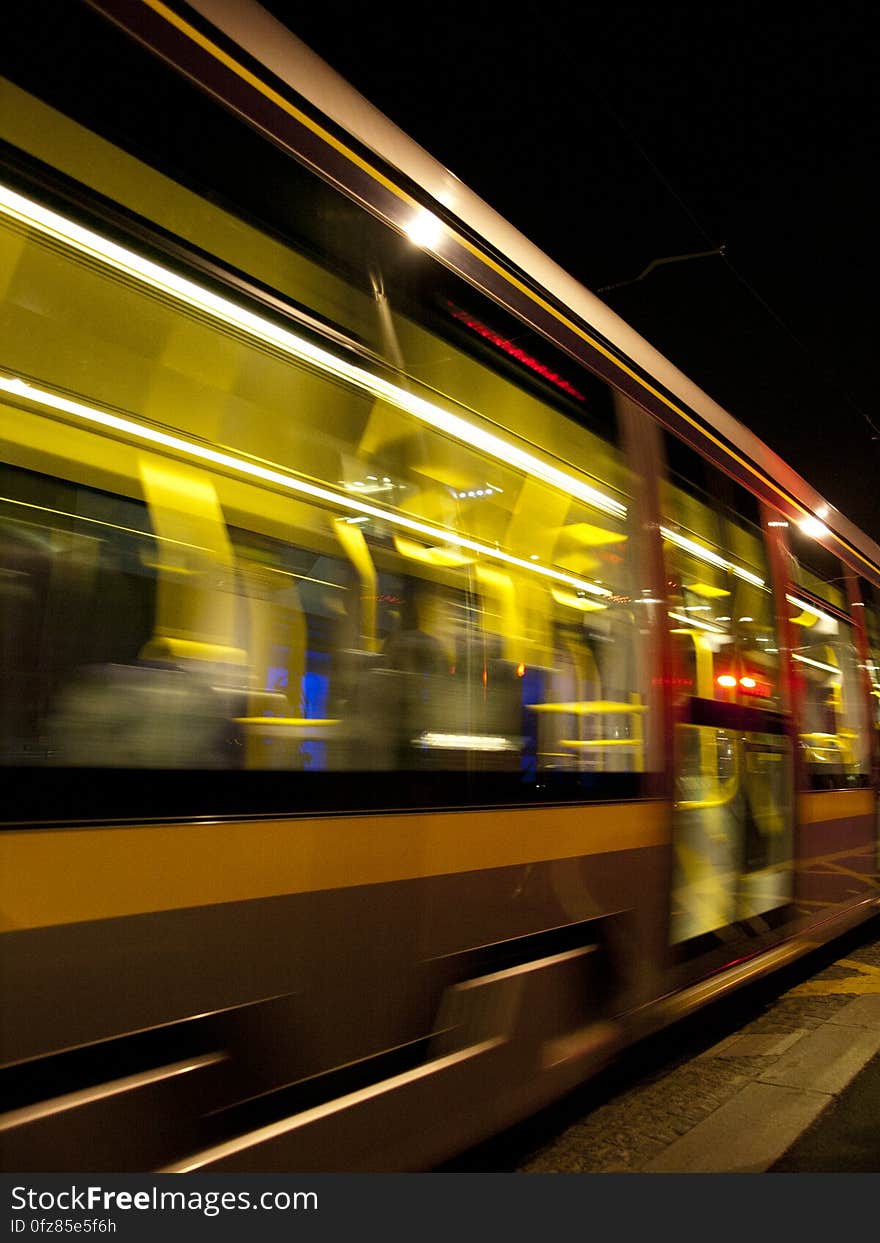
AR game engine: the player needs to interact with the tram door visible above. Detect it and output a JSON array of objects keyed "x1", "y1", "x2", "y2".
[
  {"x1": 661, "y1": 438, "x2": 795, "y2": 946},
  {"x1": 862, "y1": 584, "x2": 880, "y2": 866}
]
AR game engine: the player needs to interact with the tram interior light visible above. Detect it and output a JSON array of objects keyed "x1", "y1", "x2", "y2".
[{"x1": 716, "y1": 673, "x2": 772, "y2": 695}]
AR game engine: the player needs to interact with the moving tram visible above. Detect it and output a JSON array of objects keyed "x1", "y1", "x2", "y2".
[{"x1": 1, "y1": 0, "x2": 879, "y2": 1172}]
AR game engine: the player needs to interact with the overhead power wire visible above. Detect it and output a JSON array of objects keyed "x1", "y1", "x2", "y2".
[{"x1": 538, "y1": 21, "x2": 880, "y2": 453}]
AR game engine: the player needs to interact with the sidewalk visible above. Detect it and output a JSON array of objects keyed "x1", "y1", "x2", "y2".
[{"x1": 518, "y1": 930, "x2": 880, "y2": 1173}]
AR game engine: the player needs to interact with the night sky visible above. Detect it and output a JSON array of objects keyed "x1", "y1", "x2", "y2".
[{"x1": 263, "y1": 2, "x2": 880, "y2": 546}]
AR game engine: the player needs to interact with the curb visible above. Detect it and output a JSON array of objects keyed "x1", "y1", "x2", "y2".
[{"x1": 640, "y1": 997, "x2": 880, "y2": 1172}]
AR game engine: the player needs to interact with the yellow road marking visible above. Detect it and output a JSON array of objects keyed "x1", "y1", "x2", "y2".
[
  {"x1": 788, "y1": 958, "x2": 880, "y2": 996},
  {"x1": 808, "y1": 861, "x2": 880, "y2": 890}
]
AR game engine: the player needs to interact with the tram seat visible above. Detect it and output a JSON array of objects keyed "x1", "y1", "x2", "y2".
[{"x1": 47, "y1": 660, "x2": 241, "y2": 767}]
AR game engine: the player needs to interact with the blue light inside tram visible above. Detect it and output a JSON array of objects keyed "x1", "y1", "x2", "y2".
[
  {"x1": 519, "y1": 666, "x2": 543, "y2": 780},
  {"x1": 302, "y1": 664, "x2": 329, "y2": 769}
]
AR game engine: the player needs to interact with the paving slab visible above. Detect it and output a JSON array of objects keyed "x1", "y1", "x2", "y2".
[
  {"x1": 758, "y1": 1023, "x2": 880, "y2": 1094},
  {"x1": 770, "y1": 1051, "x2": 880, "y2": 1171},
  {"x1": 826, "y1": 994, "x2": 880, "y2": 1031},
  {"x1": 640, "y1": 1082, "x2": 831, "y2": 1173},
  {"x1": 706, "y1": 1030, "x2": 807, "y2": 1059}
]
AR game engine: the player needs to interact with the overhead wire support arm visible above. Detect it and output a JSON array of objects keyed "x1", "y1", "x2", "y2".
[{"x1": 597, "y1": 245, "x2": 726, "y2": 293}]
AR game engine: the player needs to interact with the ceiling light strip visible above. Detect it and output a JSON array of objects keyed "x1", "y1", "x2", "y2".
[
  {"x1": 791, "y1": 653, "x2": 840, "y2": 676},
  {"x1": 667, "y1": 611, "x2": 727, "y2": 634},
  {"x1": 0, "y1": 375, "x2": 611, "y2": 598},
  {"x1": 660, "y1": 526, "x2": 765, "y2": 588},
  {"x1": 785, "y1": 594, "x2": 840, "y2": 628},
  {"x1": 0, "y1": 183, "x2": 625, "y2": 520}
]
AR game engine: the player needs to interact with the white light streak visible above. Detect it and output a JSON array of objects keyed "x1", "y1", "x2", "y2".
[
  {"x1": 0, "y1": 183, "x2": 625, "y2": 521},
  {"x1": 791, "y1": 653, "x2": 840, "y2": 676},
  {"x1": 416, "y1": 732, "x2": 517, "y2": 751},
  {"x1": 668, "y1": 611, "x2": 727, "y2": 633},
  {"x1": 0, "y1": 375, "x2": 612, "y2": 597},
  {"x1": 660, "y1": 526, "x2": 765, "y2": 587},
  {"x1": 786, "y1": 594, "x2": 839, "y2": 629}
]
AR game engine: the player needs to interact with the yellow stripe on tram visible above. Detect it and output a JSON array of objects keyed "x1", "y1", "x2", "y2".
[
  {"x1": 0, "y1": 800, "x2": 670, "y2": 931},
  {"x1": 798, "y1": 788, "x2": 876, "y2": 825}
]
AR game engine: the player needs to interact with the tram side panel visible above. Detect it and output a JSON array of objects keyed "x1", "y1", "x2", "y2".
[{"x1": 0, "y1": 72, "x2": 670, "y2": 1169}]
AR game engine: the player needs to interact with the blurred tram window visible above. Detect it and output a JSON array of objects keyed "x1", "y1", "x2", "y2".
[
  {"x1": 786, "y1": 525, "x2": 870, "y2": 790},
  {"x1": 661, "y1": 435, "x2": 781, "y2": 710},
  {"x1": 0, "y1": 63, "x2": 657, "y2": 814},
  {"x1": 0, "y1": 464, "x2": 157, "y2": 764},
  {"x1": 660, "y1": 434, "x2": 795, "y2": 945}
]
